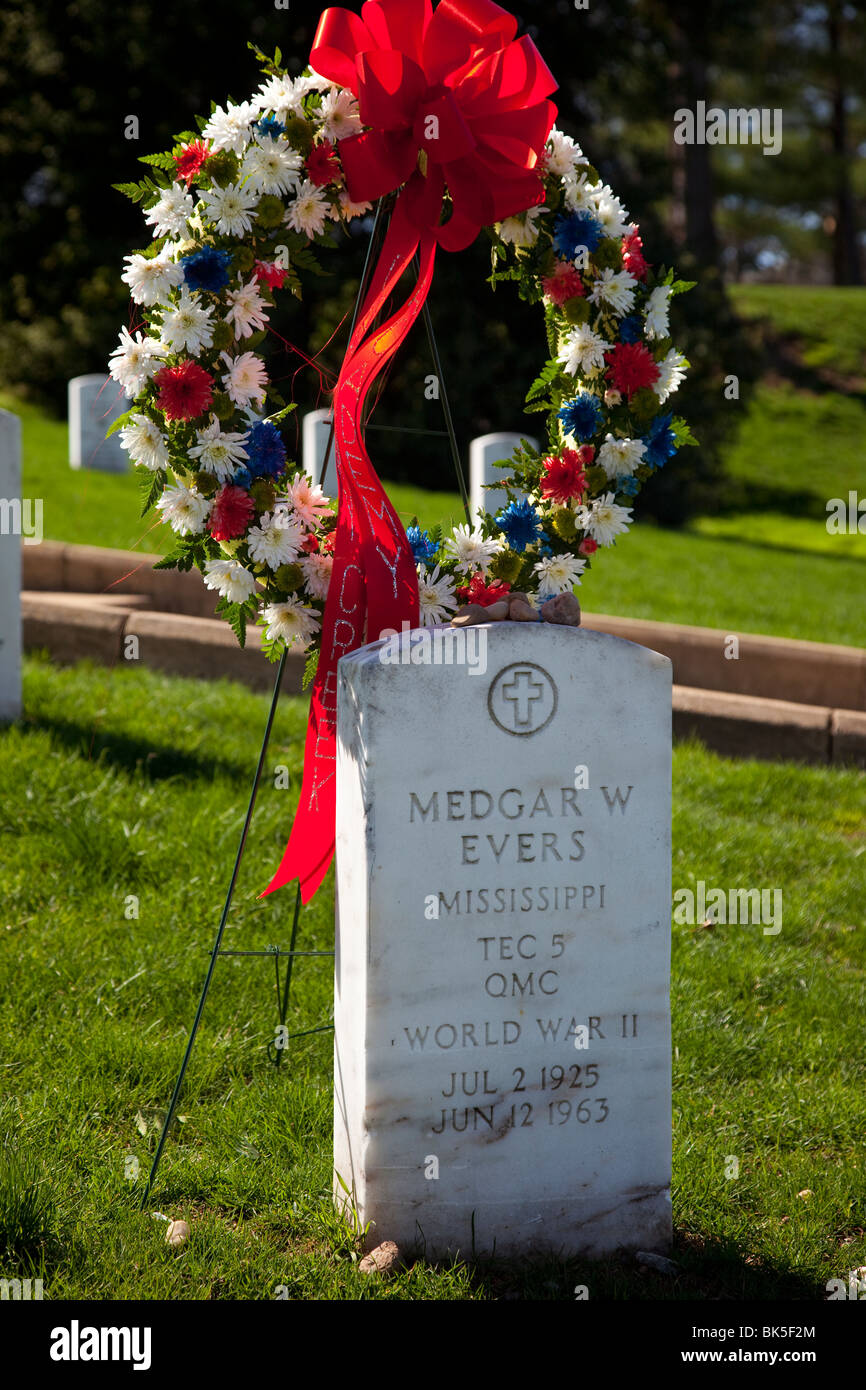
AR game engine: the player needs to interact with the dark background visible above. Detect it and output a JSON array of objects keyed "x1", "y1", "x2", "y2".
[{"x1": 1, "y1": 0, "x2": 863, "y2": 521}]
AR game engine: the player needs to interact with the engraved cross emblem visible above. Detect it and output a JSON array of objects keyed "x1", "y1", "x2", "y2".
[{"x1": 502, "y1": 669, "x2": 545, "y2": 729}]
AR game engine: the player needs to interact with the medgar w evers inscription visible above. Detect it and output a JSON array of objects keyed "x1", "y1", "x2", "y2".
[{"x1": 334, "y1": 623, "x2": 673, "y2": 1259}]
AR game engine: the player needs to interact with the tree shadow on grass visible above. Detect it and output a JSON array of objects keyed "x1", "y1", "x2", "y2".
[
  {"x1": 18, "y1": 708, "x2": 295, "y2": 787},
  {"x1": 447, "y1": 1229, "x2": 824, "y2": 1301}
]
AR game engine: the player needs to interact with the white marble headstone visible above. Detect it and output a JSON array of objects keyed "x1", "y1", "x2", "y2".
[
  {"x1": 469, "y1": 432, "x2": 535, "y2": 521},
  {"x1": 68, "y1": 374, "x2": 130, "y2": 472},
  {"x1": 302, "y1": 408, "x2": 338, "y2": 498},
  {"x1": 335, "y1": 622, "x2": 672, "y2": 1259},
  {"x1": 0, "y1": 408, "x2": 22, "y2": 722}
]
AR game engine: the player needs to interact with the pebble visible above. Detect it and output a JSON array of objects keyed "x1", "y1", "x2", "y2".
[
  {"x1": 540, "y1": 592, "x2": 582, "y2": 626},
  {"x1": 484, "y1": 600, "x2": 510, "y2": 621},
  {"x1": 508, "y1": 599, "x2": 539, "y2": 622},
  {"x1": 165, "y1": 1220, "x2": 190, "y2": 1249},
  {"x1": 451, "y1": 603, "x2": 488, "y2": 627},
  {"x1": 635, "y1": 1249, "x2": 679, "y2": 1276},
  {"x1": 359, "y1": 1240, "x2": 401, "y2": 1276}
]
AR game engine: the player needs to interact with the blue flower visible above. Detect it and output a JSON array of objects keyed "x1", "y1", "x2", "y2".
[
  {"x1": 180, "y1": 246, "x2": 233, "y2": 294},
  {"x1": 256, "y1": 115, "x2": 285, "y2": 138},
  {"x1": 617, "y1": 476, "x2": 640, "y2": 496},
  {"x1": 558, "y1": 391, "x2": 604, "y2": 442},
  {"x1": 553, "y1": 211, "x2": 604, "y2": 261},
  {"x1": 619, "y1": 315, "x2": 642, "y2": 344},
  {"x1": 406, "y1": 525, "x2": 438, "y2": 563},
  {"x1": 233, "y1": 466, "x2": 252, "y2": 490},
  {"x1": 245, "y1": 422, "x2": 287, "y2": 479},
  {"x1": 642, "y1": 413, "x2": 678, "y2": 470},
  {"x1": 496, "y1": 499, "x2": 544, "y2": 553}
]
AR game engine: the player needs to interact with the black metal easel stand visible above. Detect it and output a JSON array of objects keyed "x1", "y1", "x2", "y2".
[{"x1": 142, "y1": 199, "x2": 472, "y2": 1206}]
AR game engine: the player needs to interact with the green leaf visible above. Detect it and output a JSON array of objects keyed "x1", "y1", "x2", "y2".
[
  {"x1": 137, "y1": 152, "x2": 176, "y2": 171},
  {"x1": 138, "y1": 468, "x2": 165, "y2": 518},
  {"x1": 218, "y1": 600, "x2": 248, "y2": 648},
  {"x1": 525, "y1": 359, "x2": 562, "y2": 403},
  {"x1": 302, "y1": 648, "x2": 319, "y2": 690},
  {"x1": 671, "y1": 416, "x2": 699, "y2": 447},
  {"x1": 105, "y1": 408, "x2": 134, "y2": 439}
]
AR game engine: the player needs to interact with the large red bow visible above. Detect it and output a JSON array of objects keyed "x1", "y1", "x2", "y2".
[{"x1": 263, "y1": 0, "x2": 557, "y2": 903}]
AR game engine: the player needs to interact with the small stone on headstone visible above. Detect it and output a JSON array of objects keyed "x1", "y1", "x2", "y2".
[{"x1": 540, "y1": 592, "x2": 581, "y2": 627}]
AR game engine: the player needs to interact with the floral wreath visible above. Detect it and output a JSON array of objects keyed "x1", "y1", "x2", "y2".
[{"x1": 111, "y1": 37, "x2": 695, "y2": 682}]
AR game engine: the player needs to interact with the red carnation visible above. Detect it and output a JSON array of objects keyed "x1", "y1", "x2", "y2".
[
  {"x1": 540, "y1": 448, "x2": 587, "y2": 505},
  {"x1": 306, "y1": 140, "x2": 341, "y2": 187},
  {"x1": 456, "y1": 573, "x2": 511, "y2": 607},
  {"x1": 542, "y1": 260, "x2": 585, "y2": 307},
  {"x1": 321, "y1": 530, "x2": 336, "y2": 554},
  {"x1": 254, "y1": 260, "x2": 288, "y2": 290},
  {"x1": 605, "y1": 342, "x2": 659, "y2": 398},
  {"x1": 578, "y1": 536, "x2": 598, "y2": 556},
  {"x1": 174, "y1": 140, "x2": 210, "y2": 186},
  {"x1": 622, "y1": 227, "x2": 649, "y2": 281},
  {"x1": 300, "y1": 532, "x2": 320, "y2": 554},
  {"x1": 577, "y1": 444, "x2": 595, "y2": 465},
  {"x1": 208, "y1": 485, "x2": 255, "y2": 542},
  {"x1": 154, "y1": 361, "x2": 213, "y2": 421}
]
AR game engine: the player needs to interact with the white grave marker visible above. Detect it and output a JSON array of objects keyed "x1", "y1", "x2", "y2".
[
  {"x1": 0, "y1": 408, "x2": 23, "y2": 721},
  {"x1": 302, "y1": 408, "x2": 338, "y2": 498},
  {"x1": 335, "y1": 622, "x2": 672, "y2": 1259},
  {"x1": 469, "y1": 432, "x2": 536, "y2": 521},
  {"x1": 69, "y1": 374, "x2": 130, "y2": 473}
]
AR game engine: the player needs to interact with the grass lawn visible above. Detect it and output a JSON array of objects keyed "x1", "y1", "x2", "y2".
[{"x1": 1, "y1": 657, "x2": 864, "y2": 1300}]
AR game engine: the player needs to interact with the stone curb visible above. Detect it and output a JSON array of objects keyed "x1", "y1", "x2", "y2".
[
  {"x1": 18, "y1": 589, "x2": 866, "y2": 767},
  {"x1": 23, "y1": 541, "x2": 866, "y2": 709}
]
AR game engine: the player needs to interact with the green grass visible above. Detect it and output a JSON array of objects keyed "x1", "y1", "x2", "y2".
[
  {"x1": 730, "y1": 284, "x2": 866, "y2": 379},
  {"x1": 0, "y1": 656, "x2": 864, "y2": 1299}
]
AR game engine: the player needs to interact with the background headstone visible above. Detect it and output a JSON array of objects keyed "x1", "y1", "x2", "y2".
[
  {"x1": 302, "y1": 408, "x2": 338, "y2": 498},
  {"x1": 469, "y1": 432, "x2": 535, "y2": 521},
  {"x1": 68, "y1": 374, "x2": 130, "y2": 473},
  {"x1": 335, "y1": 622, "x2": 672, "y2": 1259},
  {"x1": 0, "y1": 408, "x2": 23, "y2": 722}
]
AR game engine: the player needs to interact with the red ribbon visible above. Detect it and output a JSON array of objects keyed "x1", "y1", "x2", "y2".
[{"x1": 263, "y1": 0, "x2": 557, "y2": 902}]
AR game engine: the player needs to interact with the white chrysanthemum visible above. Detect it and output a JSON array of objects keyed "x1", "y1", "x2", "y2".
[
  {"x1": 187, "y1": 417, "x2": 249, "y2": 482},
  {"x1": 282, "y1": 472, "x2": 331, "y2": 527},
  {"x1": 108, "y1": 327, "x2": 166, "y2": 396},
  {"x1": 240, "y1": 136, "x2": 303, "y2": 196},
  {"x1": 654, "y1": 348, "x2": 688, "y2": 403},
  {"x1": 563, "y1": 170, "x2": 598, "y2": 214},
  {"x1": 156, "y1": 484, "x2": 212, "y2": 536},
  {"x1": 201, "y1": 101, "x2": 257, "y2": 155},
  {"x1": 261, "y1": 597, "x2": 321, "y2": 650},
  {"x1": 204, "y1": 557, "x2": 257, "y2": 604},
  {"x1": 588, "y1": 268, "x2": 638, "y2": 317},
  {"x1": 417, "y1": 564, "x2": 458, "y2": 627},
  {"x1": 576, "y1": 492, "x2": 633, "y2": 547},
  {"x1": 319, "y1": 88, "x2": 362, "y2": 141},
  {"x1": 246, "y1": 510, "x2": 305, "y2": 569},
  {"x1": 443, "y1": 524, "x2": 500, "y2": 576},
  {"x1": 252, "y1": 73, "x2": 310, "y2": 122},
  {"x1": 222, "y1": 351, "x2": 268, "y2": 407},
  {"x1": 644, "y1": 285, "x2": 672, "y2": 340},
  {"x1": 121, "y1": 249, "x2": 183, "y2": 306},
  {"x1": 337, "y1": 188, "x2": 373, "y2": 221},
  {"x1": 592, "y1": 183, "x2": 631, "y2": 239},
  {"x1": 597, "y1": 434, "x2": 647, "y2": 480},
  {"x1": 285, "y1": 180, "x2": 329, "y2": 237},
  {"x1": 533, "y1": 552, "x2": 587, "y2": 598},
  {"x1": 299, "y1": 551, "x2": 334, "y2": 601},
  {"x1": 557, "y1": 323, "x2": 612, "y2": 377},
  {"x1": 118, "y1": 414, "x2": 169, "y2": 471},
  {"x1": 158, "y1": 291, "x2": 215, "y2": 355},
  {"x1": 546, "y1": 128, "x2": 586, "y2": 177},
  {"x1": 498, "y1": 206, "x2": 546, "y2": 247},
  {"x1": 143, "y1": 183, "x2": 194, "y2": 238},
  {"x1": 224, "y1": 279, "x2": 270, "y2": 340},
  {"x1": 200, "y1": 182, "x2": 258, "y2": 238}
]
